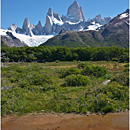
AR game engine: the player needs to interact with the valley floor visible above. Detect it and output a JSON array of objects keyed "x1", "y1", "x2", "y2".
[{"x1": 2, "y1": 112, "x2": 129, "y2": 130}]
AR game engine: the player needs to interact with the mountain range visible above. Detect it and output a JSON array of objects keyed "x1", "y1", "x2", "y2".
[
  {"x1": 1, "y1": 1, "x2": 129, "y2": 48},
  {"x1": 42, "y1": 9, "x2": 129, "y2": 48},
  {"x1": 7, "y1": 1, "x2": 112, "y2": 36}
]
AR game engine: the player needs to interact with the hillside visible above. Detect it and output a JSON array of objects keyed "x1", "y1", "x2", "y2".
[{"x1": 43, "y1": 30, "x2": 105, "y2": 47}]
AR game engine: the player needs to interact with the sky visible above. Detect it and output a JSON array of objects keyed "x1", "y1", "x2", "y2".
[{"x1": 1, "y1": 0, "x2": 129, "y2": 29}]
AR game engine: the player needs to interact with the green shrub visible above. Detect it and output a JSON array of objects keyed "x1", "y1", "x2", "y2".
[
  {"x1": 111, "y1": 72, "x2": 129, "y2": 86},
  {"x1": 60, "y1": 67, "x2": 81, "y2": 78},
  {"x1": 64, "y1": 74, "x2": 90, "y2": 86},
  {"x1": 17, "y1": 72, "x2": 54, "y2": 87},
  {"x1": 18, "y1": 80, "x2": 30, "y2": 88},
  {"x1": 95, "y1": 82, "x2": 128, "y2": 100},
  {"x1": 123, "y1": 68, "x2": 129, "y2": 72},
  {"x1": 77, "y1": 63, "x2": 87, "y2": 69},
  {"x1": 55, "y1": 60, "x2": 60, "y2": 63},
  {"x1": 112, "y1": 58, "x2": 119, "y2": 62},
  {"x1": 82, "y1": 64, "x2": 108, "y2": 77},
  {"x1": 40, "y1": 84, "x2": 55, "y2": 91},
  {"x1": 124, "y1": 63, "x2": 129, "y2": 67},
  {"x1": 119, "y1": 54, "x2": 129, "y2": 63},
  {"x1": 102, "y1": 105, "x2": 114, "y2": 114},
  {"x1": 104, "y1": 74, "x2": 112, "y2": 79},
  {"x1": 29, "y1": 74, "x2": 54, "y2": 85}
]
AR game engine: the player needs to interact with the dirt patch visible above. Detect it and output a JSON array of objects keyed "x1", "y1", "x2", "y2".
[
  {"x1": 40, "y1": 65, "x2": 77, "y2": 69},
  {"x1": 2, "y1": 112, "x2": 129, "y2": 130}
]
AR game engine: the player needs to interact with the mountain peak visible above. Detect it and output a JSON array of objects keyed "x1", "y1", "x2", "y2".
[
  {"x1": 8, "y1": 24, "x2": 17, "y2": 32},
  {"x1": 24, "y1": 17, "x2": 29, "y2": 22},
  {"x1": 36, "y1": 21, "x2": 42, "y2": 28},
  {"x1": 37, "y1": 21, "x2": 42, "y2": 25},
  {"x1": 124, "y1": 9, "x2": 129, "y2": 13},
  {"x1": 47, "y1": 7, "x2": 53, "y2": 16},
  {"x1": 67, "y1": 1, "x2": 80, "y2": 16},
  {"x1": 80, "y1": 6, "x2": 86, "y2": 21},
  {"x1": 73, "y1": 1, "x2": 79, "y2": 6},
  {"x1": 22, "y1": 17, "x2": 34, "y2": 36},
  {"x1": 67, "y1": 1, "x2": 85, "y2": 22}
]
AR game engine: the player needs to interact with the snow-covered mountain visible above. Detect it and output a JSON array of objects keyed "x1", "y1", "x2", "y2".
[
  {"x1": 7, "y1": 1, "x2": 112, "y2": 36},
  {"x1": 1, "y1": 1, "x2": 112, "y2": 47}
]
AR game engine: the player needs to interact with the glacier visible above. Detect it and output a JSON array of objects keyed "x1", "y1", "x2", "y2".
[{"x1": 0, "y1": 29, "x2": 54, "y2": 47}]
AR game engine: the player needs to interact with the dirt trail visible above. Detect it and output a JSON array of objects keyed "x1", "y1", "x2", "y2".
[{"x1": 2, "y1": 112, "x2": 129, "y2": 130}]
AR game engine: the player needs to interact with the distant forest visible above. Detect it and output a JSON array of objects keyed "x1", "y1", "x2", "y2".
[{"x1": 1, "y1": 46, "x2": 129, "y2": 63}]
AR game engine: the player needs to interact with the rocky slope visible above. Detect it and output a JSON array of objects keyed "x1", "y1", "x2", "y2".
[
  {"x1": 42, "y1": 9, "x2": 129, "y2": 48},
  {"x1": 100, "y1": 9, "x2": 129, "y2": 47},
  {"x1": 1, "y1": 31, "x2": 27, "y2": 47}
]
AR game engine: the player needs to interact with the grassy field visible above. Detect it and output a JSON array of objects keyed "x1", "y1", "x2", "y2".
[{"x1": 1, "y1": 61, "x2": 129, "y2": 116}]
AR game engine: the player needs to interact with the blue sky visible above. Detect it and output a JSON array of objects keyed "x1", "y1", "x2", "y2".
[{"x1": 1, "y1": 0, "x2": 129, "y2": 29}]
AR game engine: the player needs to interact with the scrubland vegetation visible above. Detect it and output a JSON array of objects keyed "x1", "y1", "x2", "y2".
[{"x1": 1, "y1": 60, "x2": 129, "y2": 116}]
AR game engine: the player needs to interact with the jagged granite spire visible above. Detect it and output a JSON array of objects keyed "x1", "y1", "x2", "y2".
[
  {"x1": 67, "y1": 1, "x2": 84, "y2": 22},
  {"x1": 36, "y1": 21, "x2": 42, "y2": 28},
  {"x1": 47, "y1": 7, "x2": 53, "y2": 17},
  {"x1": 22, "y1": 17, "x2": 34, "y2": 36},
  {"x1": 80, "y1": 7, "x2": 86, "y2": 22},
  {"x1": 44, "y1": 15, "x2": 53, "y2": 34},
  {"x1": 8, "y1": 24, "x2": 17, "y2": 32},
  {"x1": 32, "y1": 21, "x2": 44, "y2": 35}
]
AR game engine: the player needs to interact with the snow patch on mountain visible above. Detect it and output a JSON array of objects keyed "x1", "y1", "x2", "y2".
[
  {"x1": 119, "y1": 13, "x2": 128, "y2": 19},
  {"x1": 65, "y1": 21, "x2": 80, "y2": 25},
  {"x1": 53, "y1": 18, "x2": 64, "y2": 25},
  {"x1": 85, "y1": 22, "x2": 102, "y2": 31},
  {"x1": 0, "y1": 29, "x2": 7, "y2": 35}
]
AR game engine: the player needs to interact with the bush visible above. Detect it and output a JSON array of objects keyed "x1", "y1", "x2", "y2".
[
  {"x1": 55, "y1": 60, "x2": 60, "y2": 63},
  {"x1": 40, "y1": 84, "x2": 56, "y2": 91},
  {"x1": 17, "y1": 71, "x2": 54, "y2": 87},
  {"x1": 119, "y1": 54, "x2": 129, "y2": 63},
  {"x1": 102, "y1": 105, "x2": 114, "y2": 114},
  {"x1": 111, "y1": 73, "x2": 129, "y2": 86},
  {"x1": 18, "y1": 80, "x2": 30, "y2": 88},
  {"x1": 28, "y1": 74, "x2": 54, "y2": 85},
  {"x1": 60, "y1": 67, "x2": 81, "y2": 78},
  {"x1": 64, "y1": 74, "x2": 90, "y2": 86},
  {"x1": 123, "y1": 68, "x2": 129, "y2": 72},
  {"x1": 124, "y1": 63, "x2": 129, "y2": 67},
  {"x1": 77, "y1": 63, "x2": 87, "y2": 69},
  {"x1": 82, "y1": 64, "x2": 108, "y2": 77},
  {"x1": 112, "y1": 58, "x2": 119, "y2": 62},
  {"x1": 87, "y1": 93, "x2": 115, "y2": 113},
  {"x1": 95, "y1": 82, "x2": 128, "y2": 100}
]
